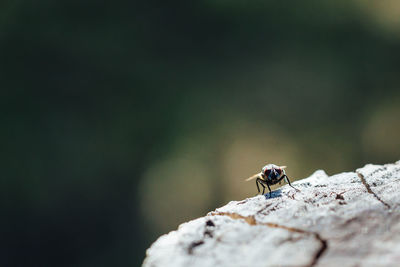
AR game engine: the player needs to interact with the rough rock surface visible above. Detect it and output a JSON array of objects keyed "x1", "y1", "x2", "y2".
[{"x1": 143, "y1": 161, "x2": 400, "y2": 267}]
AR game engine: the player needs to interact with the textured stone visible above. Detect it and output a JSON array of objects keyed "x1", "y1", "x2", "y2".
[{"x1": 143, "y1": 161, "x2": 400, "y2": 267}]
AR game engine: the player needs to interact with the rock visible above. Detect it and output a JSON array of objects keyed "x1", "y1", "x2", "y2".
[{"x1": 143, "y1": 161, "x2": 400, "y2": 267}]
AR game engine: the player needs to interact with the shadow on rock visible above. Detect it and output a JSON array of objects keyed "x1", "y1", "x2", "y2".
[{"x1": 264, "y1": 189, "x2": 282, "y2": 199}]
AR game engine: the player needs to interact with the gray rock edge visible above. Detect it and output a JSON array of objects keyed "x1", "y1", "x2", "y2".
[{"x1": 143, "y1": 161, "x2": 400, "y2": 267}]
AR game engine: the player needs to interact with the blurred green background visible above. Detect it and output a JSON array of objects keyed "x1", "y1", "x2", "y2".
[{"x1": 2, "y1": 1, "x2": 400, "y2": 266}]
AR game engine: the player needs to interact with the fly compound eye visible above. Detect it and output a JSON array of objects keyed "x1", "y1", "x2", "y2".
[{"x1": 265, "y1": 169, "x2": 271, "y2": 176}]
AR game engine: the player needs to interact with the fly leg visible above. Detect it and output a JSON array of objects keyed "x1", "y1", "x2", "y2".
[
  {"x1": 260, "y1": 179, "x2": 272, "y2": 197},
  {"x1": 255, "y1": 178, "x2": 260, "y2": 195},
  {"x1": 284, "y1": 175, "x2": 300, "y2": 192},
  {"x1": 256, "y1": 178, "x2": 266, "y2": 195}
]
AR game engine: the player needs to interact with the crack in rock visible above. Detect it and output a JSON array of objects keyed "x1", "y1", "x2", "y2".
[
  {"x1": 187, "y1": 241, "x2": 204, "y2": 254},
  {"x1": 211, "y1": 212, "x2": 328, "y2": 267},
  {"x1": 356, "y1": 171, "x2": 391, "y2": 209}
]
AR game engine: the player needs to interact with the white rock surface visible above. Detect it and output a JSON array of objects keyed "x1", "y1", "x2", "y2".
[{"x1": 143, "y1": 161, "x2": 400, "y2": 267}]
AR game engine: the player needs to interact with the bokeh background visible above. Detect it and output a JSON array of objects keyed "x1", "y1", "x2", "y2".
[{"x1": 2, "y1": 1, "x2": 400, "y2": 266}]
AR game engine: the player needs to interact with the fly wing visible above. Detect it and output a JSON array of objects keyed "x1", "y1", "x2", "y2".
[
  {"x1": 245, "y1": 173, "x2": 262, "y2": 181},
  {"x1": 280, "y1": 166, "x2": 287, "y2": 169}
]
